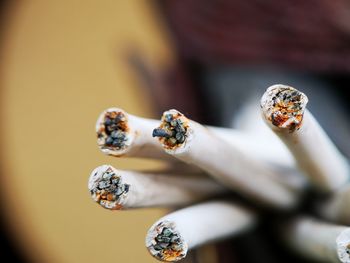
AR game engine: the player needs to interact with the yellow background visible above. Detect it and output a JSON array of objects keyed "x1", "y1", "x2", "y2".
[{"x1": 1, "y1": 1, "x2": 175, "y2": 262}]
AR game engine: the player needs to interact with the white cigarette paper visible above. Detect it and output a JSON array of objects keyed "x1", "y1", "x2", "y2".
[
  {"x1": 88, "y1": 165, "x2": 227, "y2": 210},
  {"x1": 145, "y1": 201, "x2": 255, "y2": 262},
  {"x1": 283, "y1": 217, "x2": 350, "y2": 263},
  {"x1": 152, "y1": 109, "x2": 299, "y2": 209},
  {"x1": 260, "y1": 85, "x2": 349, "y2": 192}
]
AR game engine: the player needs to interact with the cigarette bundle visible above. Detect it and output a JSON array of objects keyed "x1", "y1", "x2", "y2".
[{"x1": 88, "y1": 84, "x2": 350, "y2": 263}]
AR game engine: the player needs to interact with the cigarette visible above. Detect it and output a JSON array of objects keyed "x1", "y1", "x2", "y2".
[
  {"x1": 88, "y1": 165, "x2": 227, "y2": 210},
  {"x1": 260, "y1": 85, "x2": 350, "y2": 192},
  {"x1": 145, "y1": 200, "x2": 255, "y2": 262},
  {"x1": 283, "y1": 217, "x2": 350, "y2": 263},
  {"x1": 96, "y1": 107, "x2": 171, "y2": 159},
  {"x1": 318, "y1": 184, "x2": 350, "y2": 225},
  {"x1": 152, "y1": 109, "x2": 299, "y2": 209}
]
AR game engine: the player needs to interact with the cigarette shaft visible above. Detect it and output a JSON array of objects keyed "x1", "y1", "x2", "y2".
[{"x1": 277, "y1": 111, "x2": 349, "y2": 191}]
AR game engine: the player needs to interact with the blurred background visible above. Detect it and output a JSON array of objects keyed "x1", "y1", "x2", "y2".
[{"x1": 1, "y1": 1, "x2": 350, "y2": 263}]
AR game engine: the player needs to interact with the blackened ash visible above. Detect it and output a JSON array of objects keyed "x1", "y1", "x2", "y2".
[
  {"x1": 98, "y1": 111, "x2": 129, "y2": 150},
  {"x1": 152, "y1": 112, "x2": 188, "y2": 149}
]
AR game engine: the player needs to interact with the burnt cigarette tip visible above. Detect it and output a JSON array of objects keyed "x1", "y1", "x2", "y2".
[
  {"x1": 96, "y1": 108, "x2": 132, "y2": 155},
  {"x1": 154, "y1": 109, "x2": 189, "y2": 150},
  {"x1": 88, "y1": 165, "x2": 130, "y2": 210},
  {"x1": 261, "y1": 84, "x2": 308, "y2": 132},
  {"x1": 146, "y1": 221, "x2": 188, "y2": 262}
]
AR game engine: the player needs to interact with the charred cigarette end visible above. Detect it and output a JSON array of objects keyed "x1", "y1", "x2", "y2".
[
  {"x1": 146, "y1": 221, "x2": 188, "y2": 262},
  {"x1": 96, "y1": 108, "x2": 130, "y2": 154},
  {"x1": 88, "y1": 165, "x2": 130, "y2": 210},
  {"x1": 261, "y1": 85, "x2": 308, "y2": 132},
  {"x1": 153, "y1": 109, "x2": 189, "y2": 150},
  {"x1": 337, "y1": 229, "x2": 350, "y2": 263}
]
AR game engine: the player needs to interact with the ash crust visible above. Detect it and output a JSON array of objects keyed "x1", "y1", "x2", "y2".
[
  {"x1": 153, "y1": 110, "x2": 189, "y2": 149},
  {"x1": 147, "y1": 221, "x2": 187, "y2": 262},
  {"x1": 89, "y1": 166, "x2": 130, "y2": 210}
]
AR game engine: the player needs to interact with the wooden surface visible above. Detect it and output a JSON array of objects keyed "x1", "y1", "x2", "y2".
[{"x1": 0, "y1": 1, "x2": 176, "y2": 262}]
